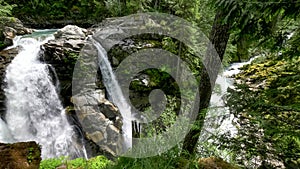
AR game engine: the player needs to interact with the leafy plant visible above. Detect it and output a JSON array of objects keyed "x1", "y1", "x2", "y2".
[
  {"x1": 223, "y1": 51, "x2": 300, "y2": 168},
  {"x1": 40, "y1": 155, "x2": 111, "y2": 169},
  {"x1": 0, "y1": 0, "x2": 15, "y2": 16},
  {"x1": 40, "y1": 157, "x2": 65, "y2": 169}
]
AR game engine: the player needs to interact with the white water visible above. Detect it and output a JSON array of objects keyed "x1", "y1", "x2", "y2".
[
  {"x1": 93, "y1": 39, "x2": 133, "y2": 152},
  {"x1": 199, "y1": 56, "x2": 260, "y2": 159},
  {"x1": 1, "y1": 33, "x2": 86, "y2": 159},
  {"x1": 0, "y1": 118, "x2": 14, "y2": 142}
]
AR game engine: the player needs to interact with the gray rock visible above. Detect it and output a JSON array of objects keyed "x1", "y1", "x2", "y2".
[
  {"x1": 54, "y1": 25, "x2": 87, "y2": 40},
  {"x1": 0, "y1": 17, "x2": 32, "y2": 50},
  {"x1": 41, "y1": 25, "x2": 88, "y2": 106},
  {"x1": 0, "y1": 17, "x2": 33, "y2": 35},
  {"x1": 72, "y1": 89, "x2": 123, "y2": 157},
  {"x1": 2, "y1": 27, "x2": 16, "y2": 47}
]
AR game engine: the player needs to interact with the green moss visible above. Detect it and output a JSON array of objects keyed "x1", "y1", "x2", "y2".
[
  {"x1": 198, "y1": 157, "x2": 240, "y2": 169},
  {"x1": 0, "y1": 41, "x2": 7, "y2": 50},
  {"x1": 64, "y1": 50, "x2": 79, "y2": 66}
]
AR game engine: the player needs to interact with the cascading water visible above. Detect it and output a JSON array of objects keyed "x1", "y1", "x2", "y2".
[
  {"x1": 202, "y1": 56, "x2": 261, "y2": 137},
  {"x1": 0, "y1": 118, "x2": 14, "y2": 142},
  {"x1": 1, "y1": 31, "x2": 86, "y2": 159},
  {"x1": 92, "y1": 39, "x2": 133, "y2": 151},
  {"x1": 199, "y1": 56, "x2": 260, "y2": 159}
]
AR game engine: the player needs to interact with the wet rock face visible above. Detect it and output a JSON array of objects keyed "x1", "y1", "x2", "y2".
[
  {"x1": 72, "y1": 89, "x2": 123, "y2": 157},
  {"x1": 0, "y1": 47, "x2": 19, "y2": 119},
  {"x1": 41, "y1": 25, "x2": 88, "y2": 106},
  {"x1": 0, "y1": 141, "x2": 41, "y2": 169}
]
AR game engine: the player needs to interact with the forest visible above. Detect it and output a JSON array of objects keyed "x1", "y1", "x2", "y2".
[{"x1": 0, "y1": 0, "x2": 299, "y2": 169}]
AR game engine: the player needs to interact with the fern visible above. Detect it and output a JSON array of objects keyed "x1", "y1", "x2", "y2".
[{"x1": 0, "y1": 0, "x2": 16, "y2": 17}]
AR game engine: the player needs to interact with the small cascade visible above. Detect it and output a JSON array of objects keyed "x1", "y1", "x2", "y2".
[
  {"x1": 199, "y1": 56, "x2": 260, "y2": 157},
  {"x1": 92, "y1": 39, "x2": 133, "y2": 151},
  {"x1": 1, "y1": 32, "x2": 86, "y2": 159}
]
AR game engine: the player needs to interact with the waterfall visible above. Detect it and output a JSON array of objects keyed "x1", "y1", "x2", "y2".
[
  {"x1": 92, "y1": 39, "x2": 133, "y2": 151},
  {"x1": 1, "y1": 32, "x2": 86, "y2": 159}
]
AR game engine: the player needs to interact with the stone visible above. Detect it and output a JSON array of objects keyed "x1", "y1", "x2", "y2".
[
  {"x1": 0, "y1": 17, "x2": 32, "y2": 50},
  {"x1": 41, "y1": 25, "x2": 88, "y2": 107},
  {"x1": 0, "y1": 17, "x2": 33, "y2": 35},
  {"x1": 54, "y1": 25, "x2": 87, "y2": 40},
  {"x1": 72, "y1": 89, "x2": 123, "y2": 157},
  {"x1": 0, "y1": 141, "x2": 41, "y2": 169},
  {"x1": 3, "y1": 27, "x2": 17, "y2": 39},
  {"x1": 87, "y1": 131, "x2": 104, "y2": 143},
  {"x1": 1, "y1": 26, "x2": 17, "y2": 48},
  {"x1": 198, "y1": 157, "x2": 239, "y2": 169}
]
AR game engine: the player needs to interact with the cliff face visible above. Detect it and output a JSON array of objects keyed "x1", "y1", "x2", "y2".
[{"x1": 0, "y1": 141, "x2": 41, "y2": 169}]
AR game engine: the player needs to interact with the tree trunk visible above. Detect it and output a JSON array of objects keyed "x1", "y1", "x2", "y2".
[
  {"x1": 237, "y1": 33, "x2": 250, "y2": 62},
  {"x1": 181, "y1": 10, "x2": 231, "y2": 156}
]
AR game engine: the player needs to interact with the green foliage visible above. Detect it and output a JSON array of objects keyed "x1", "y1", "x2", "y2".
[
  {"x1": 0, "y1": 41, "x2": 5, "y2": 49},
  {"x1": 223, "y1": 50, "x2": 300, "y2": 168},
  {"x1": 210, "y1": 0, "x2": 300, "y2": 62},
  {"x1": 142, "y1": 95, "x2": 178, "y2": 137},
  {"x1": 87, "y1": 156, "x2": 111, "y2": 169},
  {"x1": 0, "y1": 0, "x2": 15, "y2": 17},
  {"x1": 40, "y1": 156, "x2": 111, "y2": 169},
  {"x1": 40, "y1": 157, "x2": 65, "y2": 169},
  {"x1": 107, "y1": 146, "x2": 199, "y2": 169},
  {"x1": 27, "y1": 147, "x2": 35, "y2": 164},
  {"x1": 64, "y1": 51, "x2": 79, "y2": 66}
]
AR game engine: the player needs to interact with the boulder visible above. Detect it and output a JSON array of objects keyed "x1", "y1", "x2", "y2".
[
  {"x1": 54, "y1": 25, "x2": 87, "y2": 40},
  {"x1": 0, "y1": 17, "x2": 33, "y2": 50},
  {"x1": 0, "y1": 141, "x2": 41, "y2": 169},
  {"x1": 2, "y1": 27, "x2": 16, "y2": 48},
  {"x1": 198, "y1": 157, "x2": 239, "y2": 169},
  {"x1": 0, "y1": 17, "x2": 33, "y2": 35}
]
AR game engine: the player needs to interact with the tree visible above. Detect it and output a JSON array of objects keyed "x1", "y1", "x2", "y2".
[{"x1": 181, "y1": 8, "x2": 231, "y2": 156}]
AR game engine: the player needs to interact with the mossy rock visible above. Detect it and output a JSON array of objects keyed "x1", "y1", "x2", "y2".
[{"x1": 198, "y1": 157, "x2": 240, "y2": 169}]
